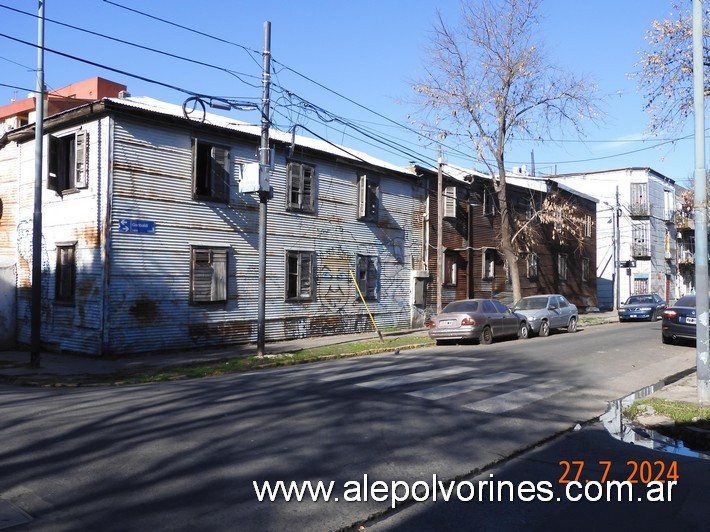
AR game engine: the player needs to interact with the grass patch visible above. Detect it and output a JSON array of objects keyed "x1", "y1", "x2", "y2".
[
  {"x1": 92, "y1": 335, "x2": 435, "y2": 385},
  {"x1": 625, "y1": 398, "x2": 710, "y2": 425}
]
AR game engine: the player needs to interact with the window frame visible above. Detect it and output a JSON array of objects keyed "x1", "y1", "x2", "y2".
[
  {"x1": 357, "y1": 173, "x2": 379, "y2": 221},
  {"x1": 443, "y1": 186, "x2": 457, "y2": 218},
  {"x1": 190, "y1": 246, "x2": 228, "y2": 303},
  {"x1": 443, "y1": 251, "x2": 457, "y2": 286},
  {"x1": 526, "y1": 253, "x2": 538, "y2": 279},
  {"x1": 483, "y1": 188, "x2": 496, "y2": 217},
  {"x1": 558, "y1": 253, "x2": 568, "y2": 281},
  {"x1": 482, "y1": 248, "x2": 496, "y2": 280},
  {"x1": 286, "y1": 161, "x2": 316, "y2": 212},
  {"x1": 285, "y1": 250, "x2": 316, "y2": 301},
  {"x1": 584, "y1": 214, "x2": 593, "y2": 238},
  {"x1": 356, "y1": 254, "x2": 379, "y2": 301},
  {"x1": 582, "y1": 257, "x2": 590, "y2": 282},
  {"x1": 48, "y1": 129, "x2": 88, "y2": 194},
  {"x1": 55, "y1": 241, "x2": 77, "y2": 304},
  {"x1": 192, "y1": 139, "x2": 231, "y2": 202}
]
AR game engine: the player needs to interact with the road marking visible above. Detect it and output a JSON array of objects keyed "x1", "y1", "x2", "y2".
[
  {"x1": 317, "y1": 358, "x2": 483, "y2": 382},
  {"x1": 463, "y1": 381, "x2": 572, "y2": 414},
  {"x1": 407, "y1": 372, "x2": 526, "y2": 400},
  {"x1": 356, "y1": 366, "x2": 477, "y2": 390}
]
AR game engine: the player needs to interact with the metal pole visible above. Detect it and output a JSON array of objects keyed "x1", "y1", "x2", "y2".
[
  {"x1": 436, "y1": 146, "x2": 443, "y2": 315},
  {"x1": 692, "y1": 0, "x2": 710, "y2": 402},
  {"x1": 30, "y1": 0, "x2": 46, "y2": 368},
  {"x1": 615, "y1": 186, "x2": 621, "y2": 311},
  {"x1": 256, "y1": 21, "x2": 271, "y2": 357}
]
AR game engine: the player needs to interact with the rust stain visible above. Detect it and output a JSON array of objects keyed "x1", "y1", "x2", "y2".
[
  {"x1": 129, "y1": 298, "x2": 159, "y2": 323},
  {"x1": 71, "y1": 225, "x2": 100, "y2": 248}
]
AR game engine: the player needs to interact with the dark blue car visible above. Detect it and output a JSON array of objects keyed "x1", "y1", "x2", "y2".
[{"x1": 618, "y1": 293, "x2": 666, "y2": 322}]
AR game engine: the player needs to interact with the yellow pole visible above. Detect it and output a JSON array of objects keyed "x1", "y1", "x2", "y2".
[{"x1": 350, "y1": 270, "x2": 384, "y2": 342}]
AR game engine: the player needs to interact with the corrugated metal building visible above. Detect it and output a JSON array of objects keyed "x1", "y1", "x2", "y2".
[{"x1": 0, "y1": 95, "x2": 426, "y2": 355}]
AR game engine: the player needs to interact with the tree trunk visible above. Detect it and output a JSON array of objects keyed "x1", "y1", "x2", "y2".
[{"x1": 496, "y1": 160, "x2": 522, "y2": 303}]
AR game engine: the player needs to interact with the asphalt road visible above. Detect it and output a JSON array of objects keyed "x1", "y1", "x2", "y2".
[{"x1": 0, "y1": 321, "x2": 697, "y2": 531}]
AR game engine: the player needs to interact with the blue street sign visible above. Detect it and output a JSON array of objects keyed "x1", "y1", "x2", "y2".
[{"x1": 118, "y1": 218, "x2": 156, "y2": 234}]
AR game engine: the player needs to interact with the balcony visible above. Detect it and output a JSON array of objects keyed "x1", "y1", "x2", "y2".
[
  {"x1": 631, "y1": 244, "x2": 651, "y2": 259},
  {"x1": 628, "y1": 202, "x2": 650, "y2": 219}
]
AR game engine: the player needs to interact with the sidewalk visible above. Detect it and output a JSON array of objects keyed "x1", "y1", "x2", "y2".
[{"x1": 0, "y1": 312, "x2": 619, "y2": 384}]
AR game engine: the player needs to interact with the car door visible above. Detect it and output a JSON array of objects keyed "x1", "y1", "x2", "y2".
[
  {"x1": 482, "y1": 300, "x2": 503, "y2": 337},
  {"x1": 493, "y1": 300, "x2": 518, "y2": 336},
  {"x1": 549, "y1": 296, "x2": 566, "y2": 328},
  {"x1": 556, "y1": 296, "x2": 573, "y2": 327}
]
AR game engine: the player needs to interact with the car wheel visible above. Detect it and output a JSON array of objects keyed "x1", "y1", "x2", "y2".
[
  {"x1": 480, "y1": 326, "x2": 493, "y2": 345},
  {"x1": 539, "y1": 320, "x2": 550, "y2": 337},
  {"x1": 518, "y1": 322, "x2": 530, "y2": 339},
  {"x1": 567, "y1": 317, "x2": 577, "y2": 333}
]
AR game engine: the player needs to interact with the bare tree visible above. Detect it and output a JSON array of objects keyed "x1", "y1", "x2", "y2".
[
  {"x1": 413, "y1": 0, "x2": 600, "y2": 302},
  {"x1": 631, "y1": 2, "x2": 710, "y2": 136}
]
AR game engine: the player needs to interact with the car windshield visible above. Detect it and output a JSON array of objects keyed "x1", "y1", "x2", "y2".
[
  {"x1": 443, "y1": 300, "x2": 479, "y2": 313},
  {"x1": 514, "y1": 297, "x2": 548, "y2": 310},
  {"x1": 626, "y1": 295, "x2": 653, "y2": 304}
]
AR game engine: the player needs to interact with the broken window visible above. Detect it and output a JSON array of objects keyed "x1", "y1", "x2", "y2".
[
  {"x1": 286, "y1": 162, "x2": 315, "y2": 212},
  {"x1": 286, "y1": 250, "x2": 315, "y2": 301},
  {"x1": 48, "y1": 130, "x2": 88, "y2": 193},
  {"x1": 356, "y1": 254, "x2": 379, "y2": 300},
  {"x1": 193, "y1": 140, "x2": 230, "y2": 201},
  {"x1": 357, "y1": 173, "x2": 379, "y2": 221}
]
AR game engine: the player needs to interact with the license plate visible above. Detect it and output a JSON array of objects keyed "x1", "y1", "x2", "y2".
[
  {"x1": 629, "y1": 315, "x2": 638, "y2": 319},
  {"x1": 440, "y1": 320, "x2": 455, "y2": 327},
  {"x1": 685, "y1": 317, "x2": 696, "y2": 325}
]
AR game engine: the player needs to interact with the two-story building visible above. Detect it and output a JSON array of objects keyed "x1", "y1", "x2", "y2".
[{"x1": 0, "y1": 91, "x2": 426, "y2": 355}]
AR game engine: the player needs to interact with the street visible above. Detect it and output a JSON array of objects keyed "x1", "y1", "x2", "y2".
[{"x1": 0, "y1": 321, "x2": 699, "y2": 530}]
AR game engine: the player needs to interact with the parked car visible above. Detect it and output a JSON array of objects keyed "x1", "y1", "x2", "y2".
[
  {"x1": 428, "y1": 298, "x2": 529, "y2": 345},
  {"x1": 512, "y1": 294, "x2": 578, "y2": 337},
  {"x1": 661, "y1": 294, "x2": 697, "y2": 345},
  {"x1": 618, "y1": 293, "x2": 666, "y2": 322}
]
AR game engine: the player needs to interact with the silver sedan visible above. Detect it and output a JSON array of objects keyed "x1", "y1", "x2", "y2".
[{"x1": 428, "y1": 298, "x2": 529, "y2": 345}]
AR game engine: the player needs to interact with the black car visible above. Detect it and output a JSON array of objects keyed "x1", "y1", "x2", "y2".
[
  {"x1": 618, "y1": 293, "x2": 666, "y2": 322},
  {"x1": 661, "y1": 294, "x2": 697, "y2": 344}
]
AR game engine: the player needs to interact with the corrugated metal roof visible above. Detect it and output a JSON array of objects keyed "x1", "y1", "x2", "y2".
[{"x1": 104, "y1": 96, "x2": 416, "y2": 177}]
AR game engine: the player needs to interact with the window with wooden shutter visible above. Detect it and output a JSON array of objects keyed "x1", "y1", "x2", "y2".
[
  {"x1": 287, "y1": 162, "x2": 315, "y2": 212},
  {"x1": 286, "y1": 250, "x2": 315, "y2": 301},
  {"x1": 193, "y1": 140, "x2": 230, "y2": 202},
  {"x1": 47, "y1": 130, "x2": 89, "y2": 193},
  {"x1": 443, "y1": 186, "x2": 457, "y2": 218},
  {"x1": 356, "y1": 254, "x2": 379, "y2": 300},
  {"x1": 191, "y1": 247, "x2": 228, "y2": 303},
  {"x1": 357, "y1": 173, "x2": 379, "y2": 221}
]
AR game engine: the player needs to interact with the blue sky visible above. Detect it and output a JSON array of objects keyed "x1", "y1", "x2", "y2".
[{"x1": 0, "y1": 0, "x2": 699, "y2": 186}]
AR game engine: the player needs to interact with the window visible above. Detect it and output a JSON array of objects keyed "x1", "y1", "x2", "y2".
[
  {"x1": 558, "y1": 253, "x2": 568, "y2": 281},
  {"x1": 287, "y1": 162, "x2": 315, "y2": 212},
  {"x1": 584, "y1": 215, "x2": 593, "y2": 238},
  {"x1": 443, "y1": 186, "x2": 457, "y2": 218},
  {"x1": 356, "y1": 254, "x2": 379, "y2": 300},
  {"x1": 444, "y1": 252, "x2": 457, "y2": 286},
  {"x1": 191, "y1": 247, "x2": 227, "y2": 302},
  {"x1": 286, "y1": 250, "x2": 315, "y2": 301},
  {"x1": 582, "y1": 257, "x2": 590, "y2": 282},
  {"x1": 632, "y1": 223, "x2": 651, "y2": 257},
  {"x1": 48, "y1": 130, "x2": 88, "y2": 193},
  {"x1": 55, "y1": 242, "x2": 76, "y2": 303},
  {"x1": 193, "y1": 140, "x2": 230, "y2": 201},
  {"x1": 483, "y1": 188, "x2": 496, "y2": 216},
  {"x1": 357, "y1": 173, "x2": 379, "y2": 221},
  {"x1": 630, "y1": 183, "x2": 649, "y2": 216},
  {"x1": 483, "y1": 248, "x2": 496, "y2": 279},
  {"x1": 526, "y1": 253, "x2": 538, "y2": 279}
]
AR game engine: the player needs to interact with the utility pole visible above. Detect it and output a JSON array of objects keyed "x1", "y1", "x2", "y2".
[
  {"x1": 256, "y1": 21, "x2": 271, "y2": 357},
  {"x1": 692, "y1": 0, "x2": 709, "y2": 402},
  {"x1": 615, "y1": 186, "x2": 621, "y2": 311},
  {"x1": 30, "y1": 1, "x2": 46, "y2": 368},
  {"x1": 436, "y1": 146, "x2": 443, "y2": 315}
]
